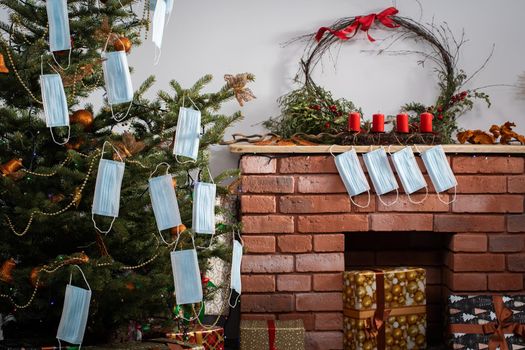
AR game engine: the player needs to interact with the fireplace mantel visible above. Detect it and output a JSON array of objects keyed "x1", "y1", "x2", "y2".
[
  {"x1": 235, "y1": 148, "x2": 525, "y2": 349},
  {"x1": 230, "y1": 144, "x2": 525, "y2": 154}
]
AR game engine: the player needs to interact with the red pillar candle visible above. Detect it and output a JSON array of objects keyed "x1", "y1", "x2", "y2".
[
  {"x1": 348, "y1": 112, "x2": 361, "y2": 132},
  {"x1": 420, "y1": 112, "x2": 433, "y2": 133},
  {"x1": 396, "y1": 113, "x2": 409, "y2": 133},
  {"x1": 372, "y1": 114, "x2": 385, "y2": 133}
]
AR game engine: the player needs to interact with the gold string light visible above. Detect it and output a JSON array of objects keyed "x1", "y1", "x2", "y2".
[
  {"x1": 21, "y1": 154, "x2": 71, "y2": 177},
  {"x1": 5, "y1": 150, "x2": 100, "y2": 236}
]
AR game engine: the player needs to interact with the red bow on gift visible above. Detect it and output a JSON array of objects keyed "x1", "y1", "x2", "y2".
[
  {"x1": 315, "y1": 7, "x2": 399, "y2": 42},
  {"x1": 481, "y1": 296, "x2": 525, "y2": 350}
]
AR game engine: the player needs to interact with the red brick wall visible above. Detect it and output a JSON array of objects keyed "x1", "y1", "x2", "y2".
[{"x1": 239, "y1": 154, "x2": 525, "y2": 350}]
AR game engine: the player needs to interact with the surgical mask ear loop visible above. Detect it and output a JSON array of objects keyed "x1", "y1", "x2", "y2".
[
  {"x1": 329, "y1": 144, "x2": 371, "y2": 209},
  {"x1": 172, "y1": 231, "x2": 204, "y2": 322},
  {"x1": 414, "y1": 144, "x2": 456, "y2": 205},
  {"x1": 149, "y1": 162, "x2": 174, "y2": 245},
  {"x1": 175, "y1": 94, "x2": 200, "y2": 164},
  {"x1": 102, "y1": 34, "x2": 133, "y2": 122},
  {"x1": 92, "y1": 141, "x2": 124, "y2": 234},
  {"x1": 51, "y1": 47, "x2": 71, "y2": 71},
  {"x1": 41, "y1": 55, "x2": 71, "y2": 145}
]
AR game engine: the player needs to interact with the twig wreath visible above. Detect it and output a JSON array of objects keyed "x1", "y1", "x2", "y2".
[{"x1": 264, "y1": 7, "x2": 491, "y2": 144}]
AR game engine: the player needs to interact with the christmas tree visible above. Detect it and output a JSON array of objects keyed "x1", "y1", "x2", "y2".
[{"x1": 0, "y1": 0, "x2": 252, "y2": 343}]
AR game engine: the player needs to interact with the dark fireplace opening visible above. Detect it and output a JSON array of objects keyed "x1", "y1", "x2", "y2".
[{"x1": 345, "y1": 232, "x2": 454, "y2": 347}]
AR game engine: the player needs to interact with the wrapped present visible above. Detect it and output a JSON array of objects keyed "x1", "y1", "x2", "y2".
[
  {"x1": 448, "y1": 295, "x2": 525, "y2": 350},
  {"x1": 166, "y1": 325, "x2": 224, "y2": 350},
  {"x1": 240, "y1": 319, "x2": 305, "y2": 350},
  {"x1": 343, "y1": 267, "x2": 427, "y2": 350}
]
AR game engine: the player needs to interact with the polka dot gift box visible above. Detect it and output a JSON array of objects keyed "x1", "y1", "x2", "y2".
[{"x1": 343, "y1": 267, "x2": 427, "y2": 350}]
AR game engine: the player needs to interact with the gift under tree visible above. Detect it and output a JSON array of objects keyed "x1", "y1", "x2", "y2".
[{"x1": 0, "y1": 0, "x2": 253, "y2": 344}]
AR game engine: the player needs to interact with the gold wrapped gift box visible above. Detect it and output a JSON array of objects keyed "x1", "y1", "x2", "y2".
[
  {"x1": 166, "y1": 325, "x2": 223, "y2": 350},
  {"x1": 343, "y1": 267, "x2": 427, "y2": 350},
  {"x1": 240, "y1": 319, "x2": 305, "y2": 350}
]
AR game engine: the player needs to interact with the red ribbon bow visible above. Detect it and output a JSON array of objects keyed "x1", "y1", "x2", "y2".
[
  {"x1": 481, "y1": 296, "x2": 525, "y2": 350},
  {"x1": 315, "y1": 7, "x2": 399, "y2": 42}
]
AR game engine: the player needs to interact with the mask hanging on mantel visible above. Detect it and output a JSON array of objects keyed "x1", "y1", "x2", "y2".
[
  {"x1": 390, "y1": 147, "x2": 428, "y2": 204},
  {"x1": 420, "y1": 145, "x2": 457, "y2": 204},
  {"x1": 333, "y1": 148, "x2": 371, "y2": 208},
  {"x1": 363, "y1": 147, "x2": 399, "y2": 206},
  {"x1": 229, "y1": 231, "x2": 244, "y2": 308}
]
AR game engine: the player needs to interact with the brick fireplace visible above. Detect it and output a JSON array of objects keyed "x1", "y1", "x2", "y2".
[{"x1": 234, "y1": 145, "x2": 525, "y2": 350}]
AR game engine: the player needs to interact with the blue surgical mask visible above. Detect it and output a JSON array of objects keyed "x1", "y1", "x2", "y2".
[
  {"x1": 92, "y1": 142, "x2": 125, "y2": 233},
  {"x1": 152, "y1": 0, "x2": 167, "y2": 64},
  {"x1": 334, "y1": 149, "x2": 371, "y2": 208},
  {"x1": 391, "y1": 147, "x2": 428, "y2": 203},
  {"x1": 192, "y1": 182, "x2": 215, "y2": 235},
  {"x1": 171, "y1": 233, "x2": 203, "y2": 313},
  {"x1": 229, "y1": 235, "x2": 243, "y2": 308},
  {"x1": 149, "y1": 164, "x2": 182, "y2": 233},
  {"x1": 102, "y1": 51, "x2": 133, "y2": 121},
  {"x1": 46, "y1": 0, "x2": 71, "y2": 52},
  {"x1": 421, "y1": 145, "x2": 457, "y2": 202},
  {"x1": 40, "y1": 73, "x2": 70, "y2": 145},
  {"x1": 56, "y1": 266, "x2": 91, "y2": 346},
  {"x1": 363, "y1": 148, "x2": 399, "y2": 205},
  {"x1": 173, "y1": 101, "x2": 201, "y2": 162}
]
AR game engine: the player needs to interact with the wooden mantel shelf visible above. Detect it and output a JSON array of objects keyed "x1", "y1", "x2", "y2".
[{"x1": 229, "y1": 144, "x2": 525, "y2": 154}]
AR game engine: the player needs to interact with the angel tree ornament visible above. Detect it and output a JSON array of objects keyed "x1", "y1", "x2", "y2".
[{"x1": 224, "y1": 73, "x2": 256, "y2": 107}]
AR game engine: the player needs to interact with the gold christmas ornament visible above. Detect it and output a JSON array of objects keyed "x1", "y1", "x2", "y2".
[
  {"x1": 73, "y1": 187, "x2": 82, "y2": 208},
  {"x1": 30, "y1": 267, "x2": 41, "y2": 287},
  {"x1": 70, "y1": 109, "x2": 94, "y2": 129},
  {"x1": 114, "y1": 36, "x2": 132, "y2": 53},
  {"x1": 0, "y1": 53, "x2": 9, "y2": 73},
  {"x1": 0, "y1": 158, "x2": 23, "y2": 176},
  {"x1": 0, "y1": 258, "x2": 16, "y2": 283},
  {"x1": 65, "y1": 138, "x2": 84, "y2": 150}
]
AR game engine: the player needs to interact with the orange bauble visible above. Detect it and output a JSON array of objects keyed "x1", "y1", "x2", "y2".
[
  {"x1": 30, "y1": 267, "x2": 42, "y2": 287},
  {"x1": 0, "y1": 158, "x2": 23, "y2": 176},
  {"x1": 70, "y1": 109, "x2": 94, "y2": 129},
  {"x1": 0, "y1": 53, "x2": 9, "y2": 73},
  {"x1": 65, "y1": 138, "x2": 84, "y2": 150},
  {"x1": 0, "y1": 258, "x2": 16, "y2": 283},
  {"x1": 114, "y1": 37, "x2": 132, "y2": 53},
  {"x1": 170, "y1": 224, "x2": 187, "y2": 236}
]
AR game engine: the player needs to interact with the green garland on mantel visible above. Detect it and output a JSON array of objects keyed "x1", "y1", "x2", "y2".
[{"x1": 264, "y1": 7, "x2": 491, "y2": 144}]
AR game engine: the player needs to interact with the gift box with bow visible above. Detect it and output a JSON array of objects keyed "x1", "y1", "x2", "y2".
[
  {"x1": 165, "y1": 325, "x2": 223, "y2": 350},
  {"x1": 240, "y1": 319, "x2": 305, "y2": 350},
  {"x1": 343, "y1": 267, "x2": 427, "y2": 349},
  {"x1": 448, "y1": 295, "x2": 525, "y2": 350}
]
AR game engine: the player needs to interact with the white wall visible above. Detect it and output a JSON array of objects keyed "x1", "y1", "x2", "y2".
[{"x1": 112, "y1": 0, "x2": 525, "y2": 171}]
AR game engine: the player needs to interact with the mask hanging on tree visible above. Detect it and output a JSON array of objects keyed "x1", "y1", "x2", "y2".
[
  {"x1": 40, "y1": 57, "x2": 70, "y2": 145},
  {"x1": 92, "y1": 141, "x2": 125, "y2": 234},
  {"x1": 421, "y1": 145, "x2": 457, "y2": 204},
  {"x1": 363, "y1": 147, "x2": 399, "y2": 206},
  {"x1": 390, "y1": 147, "x2": 428, "y2": 204},
  {"x1": 332, "y1": 147, "x2": 371, "y2": 208},
  {"x1": 173, "y1": 95, "x2": 201, "y2": 162},
  {"x1": 170, "y1": 232, "x2": 203, "y2": 320},
  {"x1": 46, "y1": 0, "x2": 71, "y2": 68},
  {"x1": 149, "y1": 163, "x2": 182, "y2": 243},
  {"x1": 229, "y1": 231, "x2": 244, "y2": 308},
  {"x1": 56, "y1": 265, "x2": 91, "y2": 347},
  {"x1": 192, "y1": 179, "x2": 216, "y2": 235},
  {"x1": 102, "y1": 39, "x2": 133, "y2": 121},
  {"x1": 152, "y1": 0, "x2": 167, "y2": 64}
]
